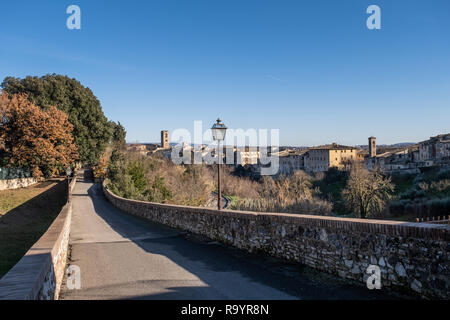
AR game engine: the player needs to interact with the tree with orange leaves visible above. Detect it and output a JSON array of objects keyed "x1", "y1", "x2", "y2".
[{"x1": 0, "y1": 92, "x2": 78, "y2": 177}]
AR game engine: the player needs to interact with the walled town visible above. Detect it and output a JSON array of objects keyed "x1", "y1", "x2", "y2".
[{"x1": 128, "y1": 131, "x2": 450, "y2": 176}]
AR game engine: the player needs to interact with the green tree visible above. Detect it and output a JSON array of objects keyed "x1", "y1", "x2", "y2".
[
  {"x1": 107, "y1": 149, "x2": 126, "y2": 182},
  {"x1": 107, "y1": 150, "x2": 147, "y2": 200},
  {"x1": 150, "y1": 175, "x2": 173, "y2": 202},
  {"x1": 110, "y1": 121, "x2": 126, "y2": 150},
  {"x1": 342, "y1": 163, "x2": 395, "y2": 218},
  {"x1": 128, "y1": 160, "x2": 148, "y2": 194},
  {"x1": 1, "y1": 74, "x2": 112, "y2": 165}
]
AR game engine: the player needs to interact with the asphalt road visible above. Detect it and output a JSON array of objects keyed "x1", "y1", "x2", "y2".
[{"x1": 59, "y1": 177, "x2": 400, "y2": 300}]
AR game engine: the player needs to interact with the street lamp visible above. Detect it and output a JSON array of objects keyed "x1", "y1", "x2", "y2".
[
  {"x1": 211, "y1": 118, "x2": 227, "y2": 210},
  {"x1": 66, "y1": 167, "x2": 72, "y2": 178}
]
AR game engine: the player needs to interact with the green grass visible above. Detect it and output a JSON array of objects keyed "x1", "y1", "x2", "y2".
[
  {"x1": 0, "y1": 179, "x2": 67, "y2": 278},
  {"x1": 224, "y1": 195, "x2": 238, "y2": 207}
]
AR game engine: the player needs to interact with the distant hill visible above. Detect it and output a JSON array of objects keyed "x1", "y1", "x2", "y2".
[
  {"x1": 389, "y1": 142, "x2": 416, "y2": 148},
  {"x1": 356, "y1": 142, "x2": 416, "y2": 150}
]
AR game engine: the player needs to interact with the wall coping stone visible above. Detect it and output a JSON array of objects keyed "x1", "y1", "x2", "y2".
[
  {"x1": 103, "y1": 182, "x2": 450, "y2": 298},
  {"x1": 103, "y1": 184, "x2": 449, "y2": 241},
  {"x1": 0, "y1": 174, "x2": 77, "y2": 300}
]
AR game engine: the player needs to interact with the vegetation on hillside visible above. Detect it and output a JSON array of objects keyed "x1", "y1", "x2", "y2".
[
  {"x1": 107, "y1": 150, "x2": 212, "y2": 205},
  {"x1": 388, "y1": 167, "x2": 450, "y2": 218},
  {"x1": 312, "y1": 165, "x2": 450, "y2": 219},
  {"x1": 106, "y1": 149, "x2": 333, "y2": 215},
  {"x1": 105, "y1": 146, "x2": 450, "y2": 220},
  {"x1": 231, "y1": 171, "x2": 333, "y2": 215},
  {"x1": 312, "y1": 167, "x2": 348, "y2": 214},
  {"x1": 342, "y1": 163, "x2": 394, "y2": 218}
]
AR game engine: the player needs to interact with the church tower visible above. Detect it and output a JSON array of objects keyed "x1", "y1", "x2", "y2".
[
  {"x1": 161, "y1": 130, "x2": 169, "y2": 149},
  {"x1": 368, "y1": 136, "x2": 376, "y2": 158}
]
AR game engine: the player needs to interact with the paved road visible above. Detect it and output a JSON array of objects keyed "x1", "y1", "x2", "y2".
[{"x1": 60, "y1": 176, "x2": 399, "y2": 300}]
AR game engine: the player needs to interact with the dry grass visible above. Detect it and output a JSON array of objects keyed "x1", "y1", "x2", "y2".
[
  {"x1": 0, "y1": 181, "x2": 51, "y2": 216},
  {"x1": 110, "y1": 151, "x2": 332, "y2": 215},
  {"x1": 230, "y1": 171, "x2": 333, "y2": 215}
]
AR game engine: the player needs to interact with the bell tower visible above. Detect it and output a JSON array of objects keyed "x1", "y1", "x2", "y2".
[
  {"x1": 368, "y1": 136, "x2": 376, "y2": 158},
  {"x1": 161, "y1": 130, "x2": 169, "y2": 149}
]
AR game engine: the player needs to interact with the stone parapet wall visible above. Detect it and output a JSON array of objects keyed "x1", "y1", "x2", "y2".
[
  {"x1": 0, "y1": 174, "x2": 77, "y2": 300},
  {"x1": 103, "y1": 183, "x2": 449, "y2": 299},
  {"x1": 0, "y1": 177, "x2": 37, "y2": 191}
]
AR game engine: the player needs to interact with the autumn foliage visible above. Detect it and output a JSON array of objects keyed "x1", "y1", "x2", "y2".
[
  {"x1": 0, "y1": 92, "x2": 78, "y2": 177},
  {"x1": 93, "y1": 149, "x2": 111, "y2": 179}
]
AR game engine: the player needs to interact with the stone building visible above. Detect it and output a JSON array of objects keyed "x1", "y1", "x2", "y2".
[
  {"x1": 418, "y1": 133, "x2": 450, "y2": 162},
  {"x1": 357, "y1": 149, "x2": 368, "y2": 161},
  {"x1": 234, "y1": 147, "x2": 260, "y2": 166},
  {"x1": 367, "y1": 132, "x2": 450, "y2": 173},
  {"x1": 278, "y1": 150, "x2": 307, "y2": 175},
  {"x1": 126, "y1": 143, "x2": 159, "y2": 156},
  {"x1": 366, "y1": 149, "x2": 408, "y2": 171},
  {"x1": 304, "y1": 143, "x2": 359, "y2": 172},
  {"x1": 161, "y1": 130, "x2": 169, "y2": 149}
]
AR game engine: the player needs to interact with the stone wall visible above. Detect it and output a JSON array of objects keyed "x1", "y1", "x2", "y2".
[
  {"x1": 0, "y1": 177, "x2": 37, "y2": 191},
  {"x1": 103, "y1": 183, "x2": 449, "y2": 299},
  {"x1": 0, "y1": 176, "x2": 76, "y2": 300}
]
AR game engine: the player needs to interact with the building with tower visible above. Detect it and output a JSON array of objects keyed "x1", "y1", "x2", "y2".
[
  {"x1": 368, "y1": 136, "x2": 376, "y2": 158},
  {"x1": 161, "y1": 130, "x2": 169, "y2": 149}
]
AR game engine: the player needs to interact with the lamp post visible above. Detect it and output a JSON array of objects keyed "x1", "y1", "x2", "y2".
[
  {"x1": 211, "y1": 118, "x2": 227, "y2": 210},
  {"x1": 66, "y1": 166, "x2": 72, "y2": 201}
]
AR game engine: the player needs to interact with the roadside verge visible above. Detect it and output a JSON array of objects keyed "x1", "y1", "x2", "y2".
[{"x1": 0, "y1": 175, "x2": 77, "y2": 300}]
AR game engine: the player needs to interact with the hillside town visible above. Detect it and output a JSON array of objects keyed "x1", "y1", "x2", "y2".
[
  {"x1": 0, "y1": 1, "x2": 448, "y2": 304},
  {"x1": 127, "y1": 131, "x2": 450, "y2": 177}
]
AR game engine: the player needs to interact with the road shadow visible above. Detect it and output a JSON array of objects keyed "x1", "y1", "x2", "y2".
[
  {"x1": 83, "y1": 169, "x2": 93, "y2": 181},
  {"x1": 0, "y1": 179, "x2": 67, "y2": 278},
  {"x1": 0, "y1": 251, "x2": 58, "y2": 299},
  {"x1": 72, "y1": 183, "x2": 414, "y2": 300}
]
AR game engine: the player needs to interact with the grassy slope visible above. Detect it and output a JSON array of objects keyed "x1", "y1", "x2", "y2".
[
  {"x1": 389, "y1": 173, "x2": 416, "y2": 196},
  {"x1": 0, "y1": 179, "x2": 67, "y2": 278}
]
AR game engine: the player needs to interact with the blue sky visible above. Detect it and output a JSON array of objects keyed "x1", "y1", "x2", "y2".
[{"x1": 0, "y1": 0, "x2": 449, "y2": 146}]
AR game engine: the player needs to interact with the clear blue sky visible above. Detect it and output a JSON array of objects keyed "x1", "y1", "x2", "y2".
[{"x1": 0, "y1": 0, "x2": 449, "y2": 146}]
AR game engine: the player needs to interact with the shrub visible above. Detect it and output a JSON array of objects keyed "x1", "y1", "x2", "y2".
[
  {"x1": 230, "y1": 197, "x2": 333, "y2": 216},
  {"x1": 106, "y1": 150, "x2": 334, "y2": 215},
  {"x1": 389, "y1": 197, "x2": 450, "y2": 218},
  {"x1": 342, "y1": 164, "x2": 394, "y2": 218}
]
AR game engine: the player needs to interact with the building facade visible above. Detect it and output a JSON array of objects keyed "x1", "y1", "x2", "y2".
[
  {"x1": 418, "y1": 133, "x2": 450, "y2": 161},
  {"x1": 304, "y1": 143, "x2": 359, "y2": 172},
  {"x1": 234, "y1": 147, "x2": 260, "y2": 166},
  {"x1": 278, "y1": 150, "x2": 307, "y2": 175}
]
